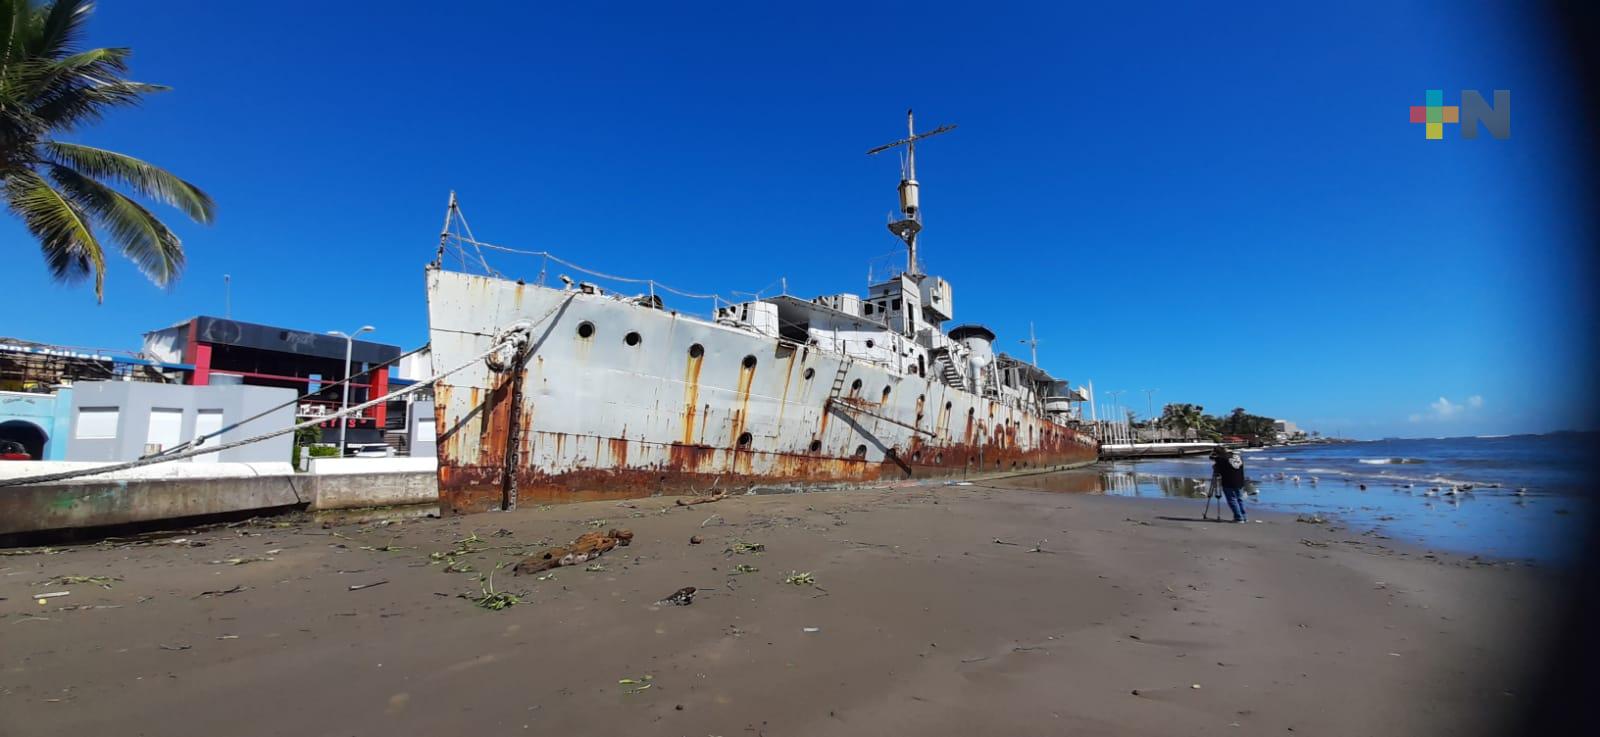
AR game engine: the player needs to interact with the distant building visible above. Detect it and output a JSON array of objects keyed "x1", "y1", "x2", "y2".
[
  {"x1": 1, "y1": 338, "x2": 190, "y2": 460},
  {"x1": 0, "y1": 387, "x2": 74, "y2": 460},
  {"x1": 1272, "y1": 420, "x2": 1300, "y2": 436},
  {"x1": 65, "y1": 381, "x2": 295, "y2": 463},
  {"x1": 143, "y1": 317, "x2": 402, "y2": 449}
]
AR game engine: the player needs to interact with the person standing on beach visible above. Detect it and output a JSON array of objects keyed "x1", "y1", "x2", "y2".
[{"x1": 1211, "y1": 447, "x2": 1249, "y2": 523}]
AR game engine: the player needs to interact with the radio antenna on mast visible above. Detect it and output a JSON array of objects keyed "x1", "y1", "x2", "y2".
[{"x1": 867, "y1": 109, "x2": 955, "y2": 277}]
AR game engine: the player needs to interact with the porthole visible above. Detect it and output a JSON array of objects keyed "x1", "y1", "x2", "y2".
[
  {"x1": 624, "y1": 331, "x2": 641, "y2": 346},
  {"x1": 935, "y1": 452, "x2": 944, "y2": 464},
  {"x1": 851, "y1": 379, "x2": 863, "y2": 392},
  {"x1": 737, "y1": 432, "x2": 753, "y2": 448},
  {"x1": 809, "y1": 439, "x2": 822, "y2": 452},
  {"x1": 576, "y1": 321, "x2": 595, "y2": 339},
  {"x1": 945, "y1": 401, "x2": 953, "y2": 410},
  {"x1": 865, "y1": 339, "x2": 875, "y2": 349},
  {"x1": 881, "y1": 386, "x2": 892, "y2": 400},
  {"x1": 912, "y1": 450, "x2": 922, "y2": 462},
  {"x1": 854, "y1": 444, "x2": 868, "y2": 458},
  {"x1": 742, "y1": 355, "x2": 757, "y2": 369},
  {"x1": 803, "y1": 367, "x2": 815, "y2": 380},
  {"x1": 688, "y1": 343, "x2": 704, "y2": 358}
]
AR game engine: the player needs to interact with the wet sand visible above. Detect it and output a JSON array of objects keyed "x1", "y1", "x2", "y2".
[{"x1": 0, "y1": 473, "x2": 1562, "y2": 736}]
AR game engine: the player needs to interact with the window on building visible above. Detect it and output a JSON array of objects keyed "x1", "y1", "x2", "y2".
[
  {"x1": 864, "y1": 303, "x2": 874, "y2": 315},
  {"x1": 193, "y1": 409, "x2": 224, "y2": 463},
  {"x1": 893, "y1": 298, "x2": 902, "y2": 311},
  {"x1": 146, "y1": 408, "x2": 183, "y2": 455},
  {"x1": 75, "y1": 408, "x2": 119, "y2": 439}
]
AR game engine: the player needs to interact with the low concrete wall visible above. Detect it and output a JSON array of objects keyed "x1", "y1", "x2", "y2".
[
  {"x1": 0, "y1": 461, "x2": 305, "y2": 536},
  {"x1": 305, "y1": 457, "x2": 438, "y2": 511}
]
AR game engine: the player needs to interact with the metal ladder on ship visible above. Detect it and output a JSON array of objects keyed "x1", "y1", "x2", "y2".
[{"x1": 823, "y1": 355, "x2": 934, "y2": 438}]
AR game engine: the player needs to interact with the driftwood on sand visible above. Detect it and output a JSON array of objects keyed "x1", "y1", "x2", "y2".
[
  {"x1": 676, "y1": 493, "x2": 729, "y2": 507},
  {"x1": 512, "y1": 528, "x2": 634, "y2": 576}
]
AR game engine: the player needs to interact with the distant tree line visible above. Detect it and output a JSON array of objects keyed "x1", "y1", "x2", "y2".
[{"x1": 1147, "y1": 404, "x2": 1289, "y2": 443}]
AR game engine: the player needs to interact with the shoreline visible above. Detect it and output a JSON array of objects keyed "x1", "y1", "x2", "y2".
[{"x1": 1, "y1": 479, "x2": 1560, "y2": 736}]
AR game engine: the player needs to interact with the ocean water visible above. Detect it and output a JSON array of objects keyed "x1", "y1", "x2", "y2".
[{"x1": 1079, "y1": 434, "x2": 1591, "y2": 564}]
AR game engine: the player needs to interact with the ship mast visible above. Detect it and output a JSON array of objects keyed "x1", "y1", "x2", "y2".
[{"x1": 866, "y1": 109, "x2": 956, "y2": 278}]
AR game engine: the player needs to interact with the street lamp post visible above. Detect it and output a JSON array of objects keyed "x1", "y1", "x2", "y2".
[
  {"x1": 328, "y1": 326, "x2": 376, "y2": 457},
  {"x1": 1143, "y1": 388, "x2": 1159, "y2": 442}
]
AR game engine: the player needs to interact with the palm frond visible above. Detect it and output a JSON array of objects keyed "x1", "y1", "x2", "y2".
[
  {"x1": 4, "y1": 164, "x2": 105, "y2": 297},
  {"x1": 28, "y1": 0, "x2": 90, "y2": 60},
  {"x1": 49, "y1": 162, "x2": 182, "y2": 285},
  {"x1": 42, "y1": 141, "x2": 214, "y2": 223},
  {"x1": 29, "y1": 75, "x2": 163, "y2": 130},
  {"x1": 0, "y1": 0, "x2": 29, "y2": 68}
]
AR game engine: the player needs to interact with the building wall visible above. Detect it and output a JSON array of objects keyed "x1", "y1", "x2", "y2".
[
  {"x1": 65, "y1": 382, "x2": 295, "y2": 464},
  {"x1": 408, "y1": 399, "x2": 436, "y2": 459},
  {"x1": 0, "y1": 387, "x2": 73, "y2": 460}
]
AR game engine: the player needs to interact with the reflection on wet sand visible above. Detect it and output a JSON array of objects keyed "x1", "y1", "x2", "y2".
[{"x1": 987, "y1": 467, "x2": 1224, "y2": 499}]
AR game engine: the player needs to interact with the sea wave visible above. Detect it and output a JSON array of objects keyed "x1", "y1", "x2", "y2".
[{"x1": 1358, "y1": 457, "x2": 1427, "y2": 465}]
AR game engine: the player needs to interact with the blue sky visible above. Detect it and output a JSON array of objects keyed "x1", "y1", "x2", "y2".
[{"x1": 4, "y1": 1, "x2": 1590, "y2": 439}]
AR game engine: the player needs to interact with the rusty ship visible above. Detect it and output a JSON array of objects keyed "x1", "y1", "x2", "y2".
[{"x1": 427, "y1": 112, "x2": 1099, "y2": 513}]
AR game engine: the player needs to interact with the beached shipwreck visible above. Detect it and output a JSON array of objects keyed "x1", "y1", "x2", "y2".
[{"x1": 427, "y1": 113, "x2": 1098, "y2": 513}]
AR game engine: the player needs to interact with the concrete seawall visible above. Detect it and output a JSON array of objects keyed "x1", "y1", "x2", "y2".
[
  {"x1": 305, "y1": 457, "x2": 439, "y2": 511},
  {"x1": 0, "y1": 462, "x2": 308, "y2": 536},
  {"x1": 0, "y1": 458, "x2": 441, "y2": 538}
]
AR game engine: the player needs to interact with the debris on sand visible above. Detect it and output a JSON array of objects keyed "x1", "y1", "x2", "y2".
[
  {"x1": 192, "y1": 584, "x2": 249, "y2": 599},
  {"x1": 726, "y1": 540, "x2": 765, "y2": 554},
  {"x1": 209, "y1": 556, "x2": 273, "y2": 566},
  {"x1": 733, "y1": 564, "x2": 759, "y2": 574},
  {"x1": 784, "y1": 571, "x2": 815, "y2": 586},
  {"x1": 1296, "y1": 514, "x2": 1329, "y2": 525},
  {"x1": 347, "y1": 581, "x2": 389, "y2": 591},
  {"x1": 659, "y1": 587, "x2": 697, "y2": 606},
  {"x1": 689, "y1": 535, "x2": 704, "y2": 545},
  {"x1": 512, "y1": 528, "x2": 633, "y2": 576},
  {"x1": 462, "y1": 566, "x2": 522, "y2": 610},
  {"x1": 618, "y1": 675, "x2": 654, "y2": 694},
  {"x1": 50, "y1": 575, "x2": 119, "y2": 589},
  {"x1": 676, "y1": 493, "x2": 728, "y2": 507}
]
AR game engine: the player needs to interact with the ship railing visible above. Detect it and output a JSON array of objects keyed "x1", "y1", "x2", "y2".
[{"x1": 441, "y1": 237, "x2": 796, "y2": 322}]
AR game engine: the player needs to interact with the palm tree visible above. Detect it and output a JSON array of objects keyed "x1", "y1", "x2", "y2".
[{"x1": 2, "y1": 0, "x2": 213, "y2": 301}]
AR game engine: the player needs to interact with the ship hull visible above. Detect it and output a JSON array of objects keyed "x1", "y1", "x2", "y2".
[{"x1": 426, "y1": 269, "x2": 1099, "y2": 514}]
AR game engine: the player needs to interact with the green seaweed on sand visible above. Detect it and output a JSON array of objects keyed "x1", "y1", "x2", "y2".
[{"x1": 462, "y1": 565, "x2": 521, "y2": 611}]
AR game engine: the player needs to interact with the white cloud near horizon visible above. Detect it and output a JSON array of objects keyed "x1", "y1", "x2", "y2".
[{"x1": 1408, "y1": 395, "x2": 1485, "y2": 423}]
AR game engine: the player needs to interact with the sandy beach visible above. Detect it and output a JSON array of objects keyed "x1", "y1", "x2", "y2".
[{"x1": 0, "y1": 472, "x2": 1563, "y2": 736}]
